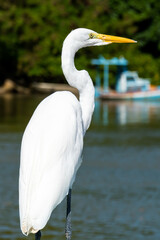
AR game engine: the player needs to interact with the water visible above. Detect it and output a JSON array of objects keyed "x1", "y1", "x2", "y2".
[{"x1": 0, "y1": 94, "x2": 160, "y2": 240}]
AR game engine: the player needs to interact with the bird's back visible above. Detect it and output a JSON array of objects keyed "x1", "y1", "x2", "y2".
[{"x1": 19, "y1": 91, "x2": 83, "y2": 235}]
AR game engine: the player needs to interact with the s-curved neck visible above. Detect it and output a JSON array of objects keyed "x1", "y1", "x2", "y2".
[{"x1": 61, "y1": 38, "x2": 95, "y2": 133}]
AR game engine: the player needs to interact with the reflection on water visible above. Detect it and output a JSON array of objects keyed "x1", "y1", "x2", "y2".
[
  {"x1": 94, "y1": 100, "x2": 160, "y2": 126},
  {"x1": 0, "y1": 94, "x2": 160, "y2": 240}
]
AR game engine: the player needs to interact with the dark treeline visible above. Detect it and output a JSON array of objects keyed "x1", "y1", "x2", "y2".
[{"x1": 0, "y1": 0, "x2": 160, "y2": 86}]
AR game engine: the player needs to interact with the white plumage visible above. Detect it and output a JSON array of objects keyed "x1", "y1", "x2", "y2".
[
  {"x1": 19, "y1": 92, "x2": 83, "y2": 234},
  {"x1": 19, "y1": 28, "x2": 135, "y2": 237}
]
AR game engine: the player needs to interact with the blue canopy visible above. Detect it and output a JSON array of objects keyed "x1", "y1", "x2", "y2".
[{"x1": 91, "y1": 55, "x2": 128, "y2": 95}]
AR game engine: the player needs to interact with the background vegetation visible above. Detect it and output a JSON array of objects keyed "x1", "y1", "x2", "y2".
[{"x1": 0, "y1": 0, "x2": 160, "y2": 87}]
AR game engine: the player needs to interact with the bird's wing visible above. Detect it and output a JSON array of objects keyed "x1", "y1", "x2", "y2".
[{"x1": 19, "y1": 91, "x2": 83, "y2": 235}]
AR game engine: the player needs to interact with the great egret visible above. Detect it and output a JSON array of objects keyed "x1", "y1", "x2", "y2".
[{"x1": 19, "y1": 28, "x2": 136, "y2": 239}]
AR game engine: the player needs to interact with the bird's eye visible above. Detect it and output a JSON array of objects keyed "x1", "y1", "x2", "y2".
[{"x1": 89, "y1": 33, "x2": 94, "y2": 39}]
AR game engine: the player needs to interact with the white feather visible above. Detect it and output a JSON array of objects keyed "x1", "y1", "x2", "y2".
[
  {"x1": 19, "y1": 28, "x2": 106, "y2": 236},
  {"x1": 19, "y1": 91, "x2": 83, "y2": 235},
  {"x1": 19, "y1": 27, "x2": 135, "y2": 237}
]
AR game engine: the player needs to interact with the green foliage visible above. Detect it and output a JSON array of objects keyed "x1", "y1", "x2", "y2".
[{"x1": 0, "y1": 0, "x2": 160, "y2": 85}]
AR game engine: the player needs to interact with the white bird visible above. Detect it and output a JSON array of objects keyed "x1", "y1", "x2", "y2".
[{"x1": 19, "y1": 28, "x2": 136, "y2": 240}]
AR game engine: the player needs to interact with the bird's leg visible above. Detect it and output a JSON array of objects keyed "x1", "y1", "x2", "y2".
[
  {"x1": 35, "y1": 230, "x2": 41, "y2": 240},
  {"x1": 65, "y1": 188, "x2": 72, "y2": 240}
]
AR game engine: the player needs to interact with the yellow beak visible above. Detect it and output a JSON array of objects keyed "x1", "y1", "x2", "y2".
[{"x1": 97, "y1": 33, "x2": 137, "y2": 43}]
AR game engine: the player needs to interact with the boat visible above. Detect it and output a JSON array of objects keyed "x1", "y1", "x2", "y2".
[
  {"x1": 91, "y1": 56, "x2": 160, "y2": 100},
  {"x1": 100, "y1": 88, "x2": 160, "y2": 100},
  {"x1": 100, "y1": 71, "x2": 160, "y2": 100}
]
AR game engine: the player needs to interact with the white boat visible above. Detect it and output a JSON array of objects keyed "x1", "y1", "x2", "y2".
[{"x1": 99, "y1": 71, "x2": 160, "y2": 100}]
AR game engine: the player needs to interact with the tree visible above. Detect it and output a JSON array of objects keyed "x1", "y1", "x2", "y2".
[{"x1": 0, "y1": 0, "x2": 159, "y2": 85}]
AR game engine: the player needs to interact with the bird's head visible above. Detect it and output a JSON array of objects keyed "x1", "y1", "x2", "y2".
[{"x1": 66, "y1": 28, "x2": 136, "y2": 50}]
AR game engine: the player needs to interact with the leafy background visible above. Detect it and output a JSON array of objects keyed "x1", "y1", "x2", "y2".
[{"x1": 0, "y1": 0, "x2": 160, "y2": 87}]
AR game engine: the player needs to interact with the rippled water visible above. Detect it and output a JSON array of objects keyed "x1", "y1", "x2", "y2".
[{"x1": 0, "y1": 94, "x2": 160, "y2": 240}]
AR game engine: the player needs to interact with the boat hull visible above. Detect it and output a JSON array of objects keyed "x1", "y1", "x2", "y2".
[{"x1": 100, "y1": 89, "x2": 160, "y2": 100}]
